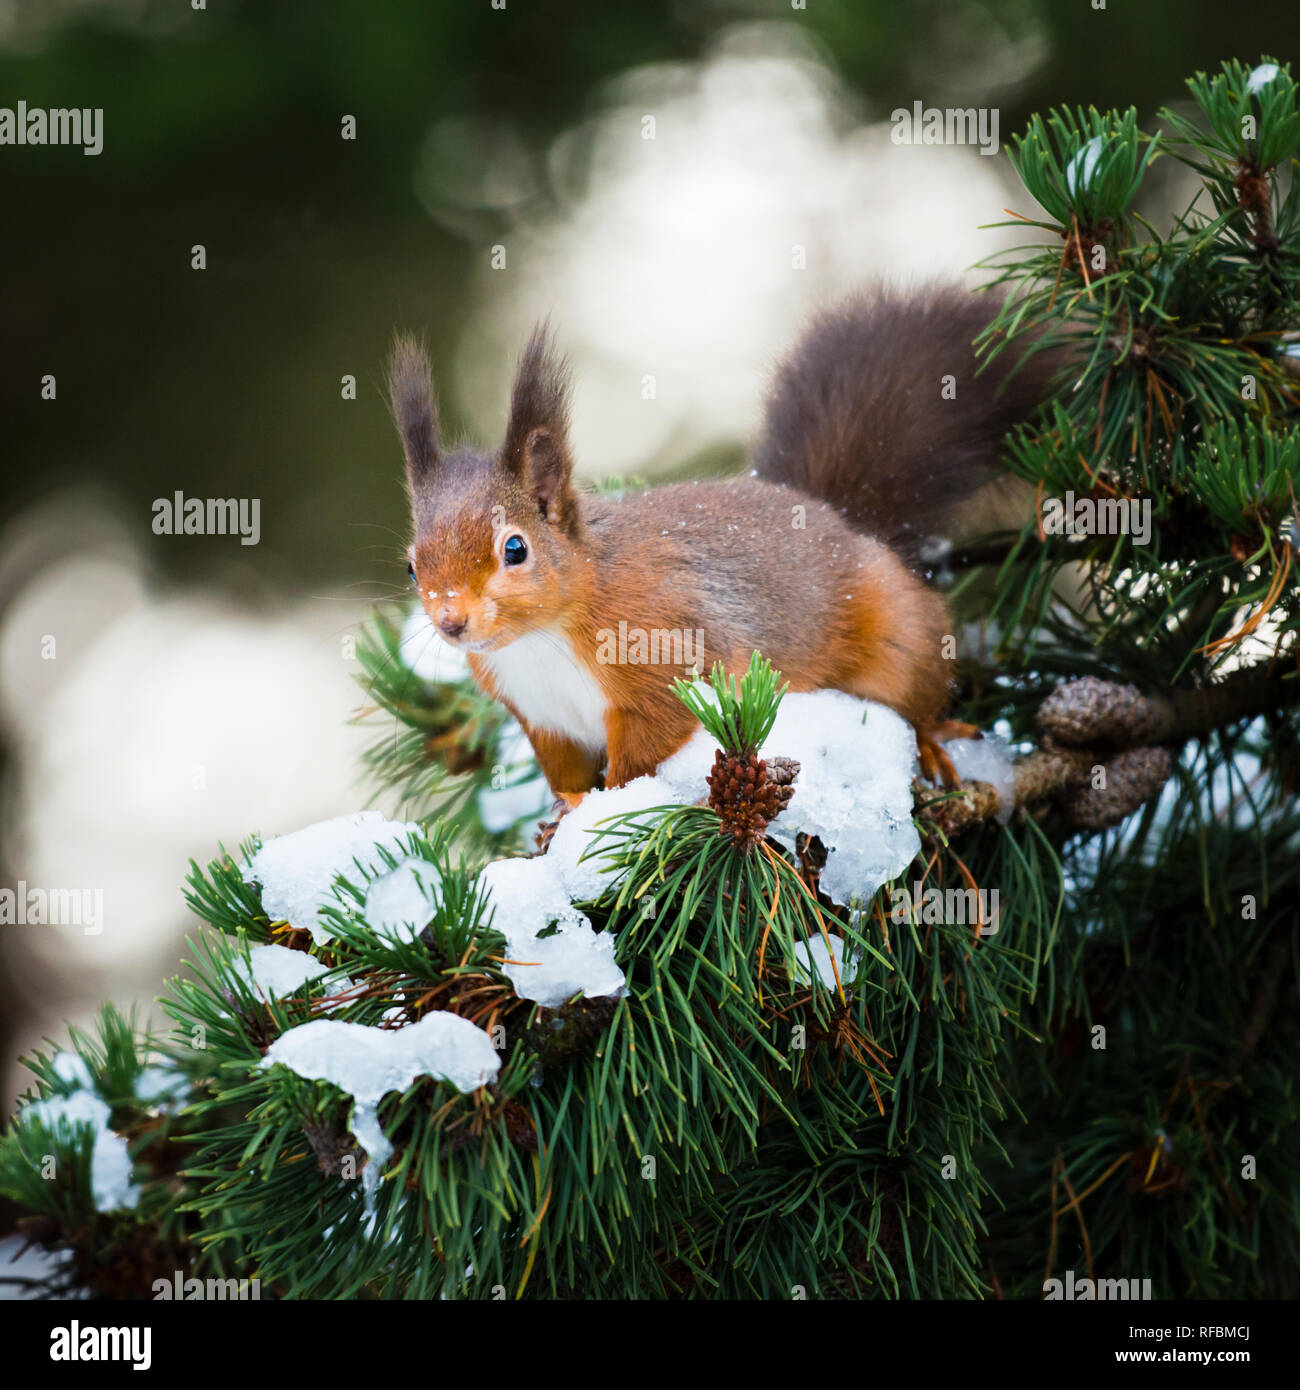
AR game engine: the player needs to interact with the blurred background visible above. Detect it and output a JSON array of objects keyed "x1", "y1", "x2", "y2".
[{"x1": 0, "y1": 0, "x2": 1290, "y2": 1127}]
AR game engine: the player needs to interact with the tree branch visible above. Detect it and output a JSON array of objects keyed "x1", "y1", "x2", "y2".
[{"x1": 922, "y1": 664, "x2": 1294, "y2": 838}]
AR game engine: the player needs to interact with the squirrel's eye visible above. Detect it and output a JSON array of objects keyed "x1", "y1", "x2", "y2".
[
  {"x1": 503, "y1": 535, "x2": 528, "y2": 566},
  {"x1": 407, "y1": 559, "x2": 416, "y2": 584}
]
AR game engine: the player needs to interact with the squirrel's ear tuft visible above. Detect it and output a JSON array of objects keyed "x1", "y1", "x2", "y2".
[
  {"x1": 388, "y1": 335, "x2": 440, "y2": 488},
  {"x1": 501, "y1": 322, "x2": 577, "y2": 528}
]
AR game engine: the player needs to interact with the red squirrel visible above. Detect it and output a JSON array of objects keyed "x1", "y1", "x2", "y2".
[{"x1": 388, "y1": 284, "x2": 1049, "y2": 798}]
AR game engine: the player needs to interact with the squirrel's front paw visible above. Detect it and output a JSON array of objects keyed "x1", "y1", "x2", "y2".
[{"x1": 534, "y1": 793, "x2": 586, "y2": 852}]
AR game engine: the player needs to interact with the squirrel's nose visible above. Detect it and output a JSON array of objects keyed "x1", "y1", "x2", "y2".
[{"x1": 438, "y1": 614, "x2": 468, "y2": 640}]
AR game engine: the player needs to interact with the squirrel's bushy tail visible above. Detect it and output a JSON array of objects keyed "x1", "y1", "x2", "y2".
[{"x1": 754, "y1": 282, "x2": 1054, "y2": 559}]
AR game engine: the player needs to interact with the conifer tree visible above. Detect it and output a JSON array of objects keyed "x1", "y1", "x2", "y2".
[{"x1": 2, "y1": 57, "x2": 1297, "y2": 1301}]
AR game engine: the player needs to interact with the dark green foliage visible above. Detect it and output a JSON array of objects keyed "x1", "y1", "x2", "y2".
[
  {"x1": 968, "y1": 55, "x2": 1300, "y2": 1298},
  {"x1": 0, "y1": 1006, "x2": 235, "y2": 1300}
]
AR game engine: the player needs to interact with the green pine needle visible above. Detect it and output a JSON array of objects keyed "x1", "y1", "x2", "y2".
[{"x1": 672, "y1": 651, "x2": 788, "y2": 757}]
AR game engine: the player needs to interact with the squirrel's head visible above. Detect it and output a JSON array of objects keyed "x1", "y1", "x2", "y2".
[{"x1": 388, "y1": 325, "x2": 584, "y2": 653}]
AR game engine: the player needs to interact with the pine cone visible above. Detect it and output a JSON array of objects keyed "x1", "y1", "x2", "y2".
[
  {"x1": 1037, "y1": 677, "x2": 1165, "y2": 747},
  {"x1": 1060, "y1": 746, "x2": 1172, "y2": 830},
  {"x1": 301, "y1": 1119, "x2": 362, "y2": 1179},
  {"x1": 706, "y1": 750, "x2": 799, "y2": 849}
]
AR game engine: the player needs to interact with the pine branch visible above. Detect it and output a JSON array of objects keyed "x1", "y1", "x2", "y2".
[
  {"x1": 1037, "y1": 665, "x2": 1292, "y2": 746},
  {"x1": 923, "y1": 663, "x2": 1294, "y2": 837},
  {"x1": 1227, "y1": 927, "x2": 1294, "y2": 1077}
]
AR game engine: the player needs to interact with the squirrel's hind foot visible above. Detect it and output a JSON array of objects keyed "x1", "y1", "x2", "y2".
[{"x1": 917, "y1": 721, "x2": 981, "y2": 789}]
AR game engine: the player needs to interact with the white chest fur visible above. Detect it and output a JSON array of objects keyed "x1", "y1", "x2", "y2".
[{"x1": 476, "y1": 629, "x2": 609, "y2": 752}]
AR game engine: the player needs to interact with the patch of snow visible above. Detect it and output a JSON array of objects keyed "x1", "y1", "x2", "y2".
[
  {"x1": 760, "y1": 692, "x2": 919, "y2": 908},
  {"x1": 260, "y1": 1012, "x2": 501, "y2": 1204},
  {"x1": 546, "y1": 775, "x2": 685, "y2": 902},
  {"x1": 1065, "y1": 135, "x2": 1104, "y2": 196},
  {"x1": 363, "y1": 857, "x2": 442, "y2": 943},
  {"x1": 652, "y1": 727, "x2": 719, "y2": 801},
  {"x1": 793, "y1": 933, "x2": 862, "y2": 991},
  {"x1": 477, "y1": 856, "x2": 625, "y2": 1008},
  {"x1": 21, "y1": 1090, "x2": 138, "y2": 1212},
  {"x1": 941, "y1": 733, "x2": 1016, "y2": 825},
  {"x1": 232, "y1": 941, "x2": 330, "y2": 997},
  {"x1": 247, "y1": 811, "x2": 423, "y2": 943},
  {"x1": 545, "y1": 687, "x2": 921, "y2": 911},
  {"x1": 50, "y1": 1051, "x2": 94, "y2": 1092},
  {"x1": 134, "y1": 1064, "x2": 189, "y2": 1109},
  {"x1": 319, "y1": 975, "x2": 361, "y2": 1013},
  {"x1": 398, "y1": 608, "x2": 471, "y2": 683},
  {"x1": 664, "y1": 689, "x2": 920, "y2": 910}
]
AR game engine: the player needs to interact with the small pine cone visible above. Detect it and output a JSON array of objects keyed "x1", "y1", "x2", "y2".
[
  {"x1": 301, "y1": 1119, "x2": 362, "y2": 1179},
  {"x1": 767, "y1": 756, "x2": 800, "y2": 799},
  {"x1": 1060, "y1": 746, "x2": 1171, "y2": 831},
  {"x1": 499, "y1": 1099, "x2": 539, "y2": 1152},
  {"x1": 706, "y1": 749, "x2": 799, "y2": 849},
  {"x1": 1037, "y1": 677, "x2": 1165, "y2": 748},
  {"x1": 1234, "y1": 162, "x2": 1270, "y2": 216}
]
